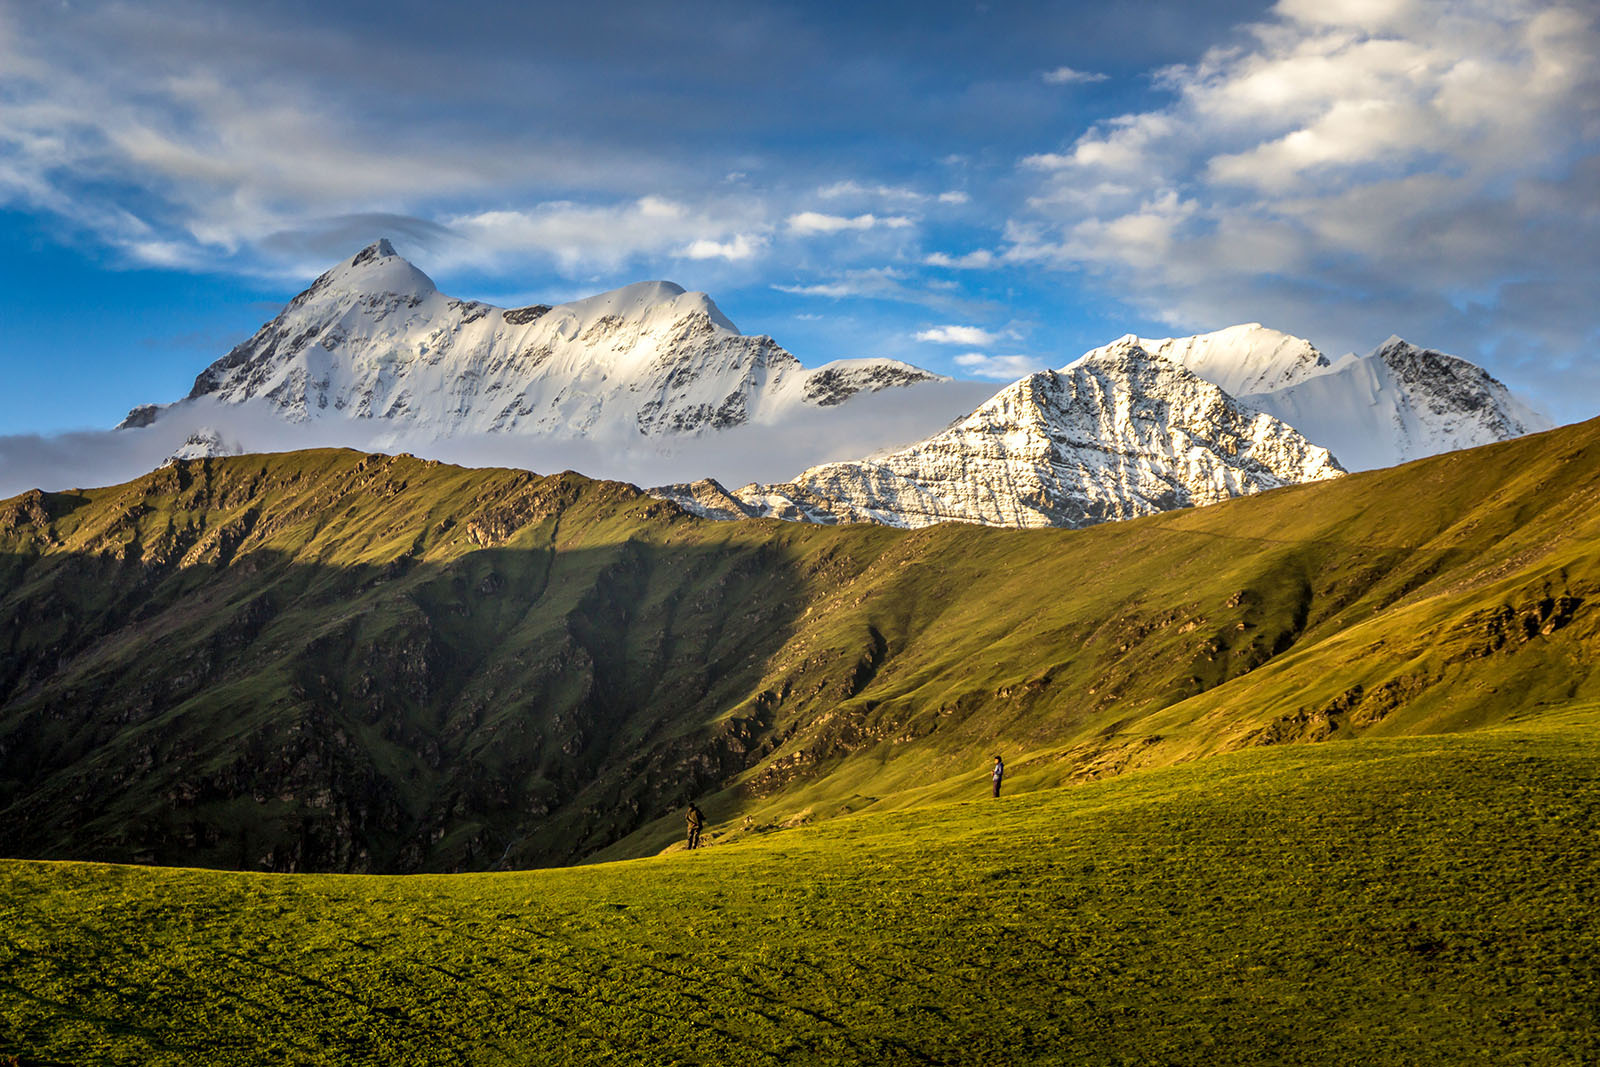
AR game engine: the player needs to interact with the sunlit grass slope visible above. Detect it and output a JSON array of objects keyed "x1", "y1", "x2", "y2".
[{"x1": 5, "y1": 708, "x2": 1598, "y2": 1065}]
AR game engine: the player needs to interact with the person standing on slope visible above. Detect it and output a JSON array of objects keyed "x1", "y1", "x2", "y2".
[
  {"x1": 991, "y1": 755, "x2": 1004, "y2": 798},
  {"x1": 686, "y1": 803, "x2": 704, "y2": 850}
]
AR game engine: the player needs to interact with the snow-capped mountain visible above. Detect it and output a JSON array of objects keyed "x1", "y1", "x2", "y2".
[
  {"x1": 121, "y1": 240, "x2": 942, "y2": 439},
  {"x1": 656, "y1": 344, "x2": 1344, "y2": 529},
  {"x1": 1095, "y1": 325, "x2": 1550, "y2": 471}
]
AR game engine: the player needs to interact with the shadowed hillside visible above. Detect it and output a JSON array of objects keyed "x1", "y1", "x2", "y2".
[{"x1": 3, "y1": 419, "x2": 1599, "y2": 872}]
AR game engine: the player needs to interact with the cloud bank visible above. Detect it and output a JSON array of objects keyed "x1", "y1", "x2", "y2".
[{"x1": 0, "y1": 383, "x2": 1000, "y2": 502}]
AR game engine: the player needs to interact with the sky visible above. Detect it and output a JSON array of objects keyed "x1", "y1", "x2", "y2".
[{"x1": 1, "y1": 0, "x2": 1597, "y2": 439}]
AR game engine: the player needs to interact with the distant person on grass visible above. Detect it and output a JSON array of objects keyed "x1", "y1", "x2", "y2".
[
  {"x1": 686, "y1": 803, "x2": 704, "y2": 850},
  {"x1": 992, "y1": 755, "x2": 1004, "y2": 798}
]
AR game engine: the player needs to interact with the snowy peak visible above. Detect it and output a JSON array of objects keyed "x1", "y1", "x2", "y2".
[
  {"x1": 1085, "y1": 324, "x2": 1332, "y2": 398},
  {"x1": 557, "y1": 280, "x2": 740, "y2": 335},
  {"x1": 664, "y1": 341, "x2": 1345, "y2": 529},
  {"x1": 301, "y1": 239, "x2": 440, "y2": 303},
  {"x1": 134, "y1": 242, "x2": 944, "y2": 439},
  {"x1": 1373, "y1": 336, "x2": 1506, "y2": 402}
]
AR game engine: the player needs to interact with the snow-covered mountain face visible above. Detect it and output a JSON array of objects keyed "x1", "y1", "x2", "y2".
[
  {"x1": 125, "y1": 240, "x2": 941, "y2": 439},
  {"x1": 656, "y1": 345, "x2": 1345, "y2": 529},
  {"x1": 1098, "y1": 325, "x2": 1550, "y2": 471},
  {"x1": 1236, "y1": 337, "x2": 1553, "y2": 472},
  {"x1": 1092, "y1": 323, "x2": 1333, "y2": 398}
]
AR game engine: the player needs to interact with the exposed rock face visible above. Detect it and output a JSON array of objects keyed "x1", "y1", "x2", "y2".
[
  {"x1": 116, "y1": 404, "x2": 163, "y2": 430},
  {"x1": 165, "y1": 428, "x2": 241, "y2": 464},
  {"x1": 651, "y1": 478, "x2": 765, "y2": 522},
  {"x1": 658, "y1": 345, "x2": 1345, "y2": 529},
  {"x1": 128, "y1": 240, "x2": 942, "y2": 439}
]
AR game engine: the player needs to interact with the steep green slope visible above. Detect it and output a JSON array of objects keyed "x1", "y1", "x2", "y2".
[
  {"x1": 4, "y1": 710, "x2": 1597, "y2": 1065},
  {"x1": 2, "y1": 418, "x2": 1599, "y2": 872}
]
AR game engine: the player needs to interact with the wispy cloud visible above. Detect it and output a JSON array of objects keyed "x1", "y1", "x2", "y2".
[
  {"x1": 816, "y1": 181, "x2": 928, "y2": 202},
  {"x1": 787, "y1": 211, "x2": 914, "y2": 235},
  {"x1": 0, "y1": 386, "x2": 998, "y2": 499},
  {"x1": 924, "y1": 249, "x2": 997, "y2": 269},
  {"x1": 916, "y1": 325, "x2": 1001, "y2": 346},
  {"x1": 680, "y1": 234, "x2": 766, "y2": 261},
  {"x1": 952, "y1": 353, "x2": 1044, "y2": 380},
  {"x1": 772, "y1": 268, "x2": 911, "y2": 299},
  {"x1": 1041, "y1": 66, "x2": 1108, "y2": 85},
  {"x1": 438, "y1": 197, "x2": 771, "y2": 273},
  {"x1": 816, "y1": 181, "x2": 969, "y2": 207},
  {"x1": 772, "y1": 267, "x2": 988, "y2": 315}
]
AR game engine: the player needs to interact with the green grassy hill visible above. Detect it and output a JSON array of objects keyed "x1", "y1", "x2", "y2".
[
  {"x1": 2, "y1": 419, "x2": 1599, "y2": 871},
  {"x1": 3, "y1": 707, "x2": 1597, "y2": 1064}
]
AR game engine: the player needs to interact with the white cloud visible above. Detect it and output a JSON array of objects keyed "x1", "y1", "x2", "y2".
[
  {"x1": 813, "y1": 181, "x2": 969, "y2": 207},
  {"x1": 680, "y1": 233, "x2": 766, "y2": 261},
  {"x1": 1042, "y1": 66, "x2": 1109, "y2": 85},
  {"x1": 444, "y1": 197, "x2": 770, "y2": 272},
  {"x1": 917, "y1": 325, "x2": 1001, "y2": 346},
  {"x1": 0, "y1": 36, "x2": 512, "y2": 267},
  {"x1": 816, "y1": 181, "x2": 925, "y2": 202},
  {"x1": 924, "y1": 249, "x2": 997, "y2": 269},
  {"x1": 772, "y1": 268, "x2": 987, "y2": 313},
  {"x1": 0, "y1": 5, "x2": 781, "y2": 278},
  {"x1": 1008, "y1": 0, "x2": 1600, "y2": 414},
  {"x1": 0, "y1": 386, "x2": 998, "y2": 501},
  {"x1": 952, "y1": 353, "x2": 1044, "y2": 380},
  {"x1": 787, "y1": 211, "x2": 914, "y2": 235},
  {"x1": 773, "y1": 268, "x2": 909, "y2": 298}
]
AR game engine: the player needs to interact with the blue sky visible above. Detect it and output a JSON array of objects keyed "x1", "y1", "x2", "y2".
[{"x1": 1, "y1": 0, "x2": 1596, "y2": 435}]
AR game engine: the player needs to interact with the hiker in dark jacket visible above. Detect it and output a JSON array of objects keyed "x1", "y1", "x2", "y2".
[
  {"x1": 686, "y1": 804, "x2": 704, "y2": 850},
  {"x1": 991, "y1": 755, "x2": 1004, "y2": 798}
]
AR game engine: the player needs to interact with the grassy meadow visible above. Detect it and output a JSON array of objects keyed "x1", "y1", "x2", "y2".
[{"x1": 5, "y1": 704, "x2": 1598, "y2": 1065}]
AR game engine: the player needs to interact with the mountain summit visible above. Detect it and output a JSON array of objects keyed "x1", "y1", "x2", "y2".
[
  {"x1": 1090, "y1": 324, "x2": 1332, "y2": 398},
  {"x1": 123, "y1": 241, "x2": 943, "y2": 438}
]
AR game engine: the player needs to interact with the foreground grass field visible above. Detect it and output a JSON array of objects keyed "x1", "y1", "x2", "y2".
[{"x1": 5, "y1": 707, "x2": 1598, "y2": 1065}]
